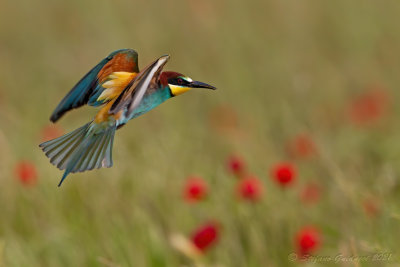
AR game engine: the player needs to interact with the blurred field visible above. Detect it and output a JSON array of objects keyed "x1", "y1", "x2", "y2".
[{"x1": 1, "y1": 0, "x2": 400, "y2": 266}]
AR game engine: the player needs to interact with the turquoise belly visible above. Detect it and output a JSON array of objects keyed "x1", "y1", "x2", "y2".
[{"x1": 116, "y1": 87, "x2": 171, "y2": 126}]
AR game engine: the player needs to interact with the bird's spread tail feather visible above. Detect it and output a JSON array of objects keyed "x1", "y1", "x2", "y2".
[{"x1": 39, "y1": 121, "x2": 116, "y2": 186}]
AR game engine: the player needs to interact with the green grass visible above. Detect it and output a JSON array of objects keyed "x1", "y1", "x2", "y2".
[{"x1": 1, "y1": 0, "x2": 400, "y2": 266}]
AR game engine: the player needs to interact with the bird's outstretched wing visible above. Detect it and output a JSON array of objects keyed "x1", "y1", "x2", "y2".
[
  {"x1": 50, "y1": 49, "x2": 139, "y2": 122},
  {"x1": 110, "y1": 55, "x2": 170, "y2": 118}
]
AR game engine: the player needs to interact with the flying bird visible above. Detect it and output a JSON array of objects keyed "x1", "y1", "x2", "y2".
[{"x1": 39, "y1": 49, "x2": 216, "y2": 186}]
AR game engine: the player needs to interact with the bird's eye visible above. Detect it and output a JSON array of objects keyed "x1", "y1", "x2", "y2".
[{"x1": 177, "y1": 78, "x2": 184, "y2": 85}]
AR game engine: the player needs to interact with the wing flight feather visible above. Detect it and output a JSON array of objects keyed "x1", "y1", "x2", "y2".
[{"x1": 50, "y1": 49, "x2": 139, "y2": 122}]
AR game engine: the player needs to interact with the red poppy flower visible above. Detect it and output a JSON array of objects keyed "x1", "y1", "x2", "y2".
[
  {"x1": 286, "y1": 134, "x2": 316, "y2": 159},
  {"x1": 40, "y1": 124, "x2": 64, "y2": 142},
  {"x1": 296, "y1": 226, "x2": 320, "y2": 256},
  {"x1": 227, "y1": 154, "x2": 246, "y2": 177},
  {"x1": 191, "y1": 222, "x2": 219, "y2": 252},
  {"x1": 184, "y1": 176, "x2": 208, "y2": 202},
  {"x1": 15, "y1": 161, "x2": 38, "y2": 186},
  {"x1": 300, "y1": 182, "x2": 321, "y2": 204},
  {"x1": 349, "y1": 88, "x2": 389, "y2": 126},
  {"x1": 362, "y1": 197, "x2": 380, "y2": 218},
  {"x1": 271, "y1": 162, "x2": 296, "y2": 187},
  {"x1": 208, "y1": 104, "x2": 239, "y2": 134},
  {"x1": 237, "y1": 176, "x2": 263, "y2": 201}
]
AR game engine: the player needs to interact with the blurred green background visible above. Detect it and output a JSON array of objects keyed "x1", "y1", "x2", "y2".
[{"x1": 1, "y1": 0, "x2": 400, "y2": 266}]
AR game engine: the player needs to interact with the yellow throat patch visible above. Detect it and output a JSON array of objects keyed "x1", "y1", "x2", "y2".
[{"x1": 169, "y1": 84, "x2": 191, "y2": 96}]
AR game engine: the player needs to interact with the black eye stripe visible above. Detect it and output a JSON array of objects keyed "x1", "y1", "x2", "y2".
[
  {"x1": 168, "y1": 77, "x2": 190, "y2": 86},
  {"x1": 175, "y1": 77, "x2": 189, "y2": 86}
]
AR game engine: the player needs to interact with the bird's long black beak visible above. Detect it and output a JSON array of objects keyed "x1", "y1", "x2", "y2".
[{"x1": 191, "y1": 81, "x2": 217, "y2": 90}]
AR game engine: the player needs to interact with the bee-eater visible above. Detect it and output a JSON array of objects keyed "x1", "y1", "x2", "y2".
[{"x1": 39, "y1": 49, "x2": 216, "y2": 186}]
